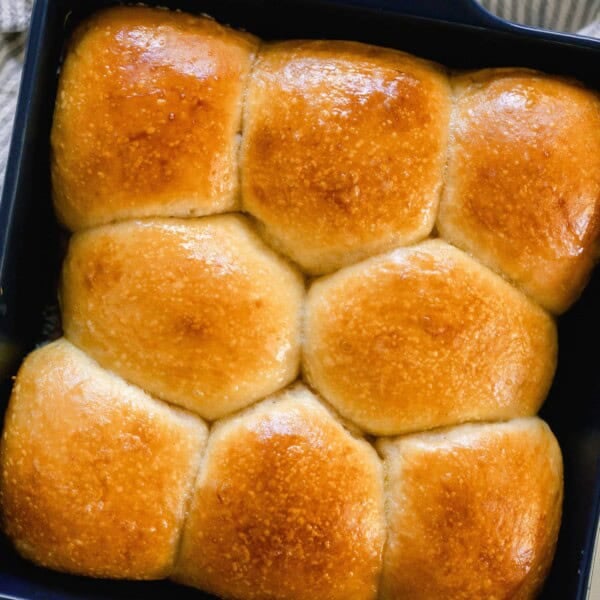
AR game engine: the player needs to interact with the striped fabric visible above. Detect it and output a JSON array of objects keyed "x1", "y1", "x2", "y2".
[
  {"x1": 0, "y1": 0, "x2": 30, "y2": 31},
  {"x1": 481, "y1": 0, "x2": 600, "y2": 32},
  {"x1": 0, "y1": 31, "x2": 25, "y2": 187},
  {"x1": 0, "y1": 0, "x2": 599, "y2": 195}
]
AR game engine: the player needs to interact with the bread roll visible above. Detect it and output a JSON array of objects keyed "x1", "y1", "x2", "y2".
[
  {"x1": 377, "y1": 418, "x2": 563, "y2": 599},
  {"x1": 51, "y1": 6, "x2": 258, "y2": 231},
  {"x1": 303, "y1": 239, "x2": 557, "y2": 435},
  {"x1": 242, "y1": 40, "x2": 451, "y2": 274},
  {"x1": 60, "y1": 216, "x2": 304, "y2": 420},
  {"x1": 173, "y1": 385, "x2": 386, "y2": 600},
  {"x1": 438, "y1": 69, "x2": 600, "y2": 314},
  {"x1": 0, "y1": 339, "x2": 208, "y2": 579}
]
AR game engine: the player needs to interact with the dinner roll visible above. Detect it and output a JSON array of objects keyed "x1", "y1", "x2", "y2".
[
  {"x1": 242, "y1": 40, "x2": 451, "y2": 274},
  {"x1": 60, "y1": 216, "x2": 304, "y2": 420},
  {"x1": 439, "y1": 69, "x2": 600, "y2": 314},
  {"x1": 377, "y1": 418, "x2": 563, "y2": 599},
  {"x1": 52, "y1": 6, "x2": 258, "y2": 231},
  {"x1": 303, "y1": 239, "x2": 557, "y2": 435},
  {"x1": 173, "y1": 385, "x2": 385, "y2": 600},
  {"x1": 0, "y1": 339, "x2": 207, "y2": 579}
]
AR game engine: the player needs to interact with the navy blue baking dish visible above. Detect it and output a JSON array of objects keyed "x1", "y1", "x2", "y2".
[{"x1": 1, "y1": 0, "x2": 599, "y2": 598}]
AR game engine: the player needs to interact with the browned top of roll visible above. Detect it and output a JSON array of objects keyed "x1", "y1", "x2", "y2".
[
  {"x1": 173, "y1": 385, "x2": 386, "y2": 600},
  {"x1": 439, "y1": 68, "x2": 600, "y2": 314},
  {"x1": 242, "y1": 40, "x2": 451, "y2": 274},
  {"x1": 51, "y1": 6, "x2": 258, "y2": 231},
  {"x1": 377, "y1": 418, "x2": 563, "y2": 600},
  {"x1": 0, "y1": 339, "x2": 208, "y2": 579},
  {"x1": 60, "y1": 216, "x2": 304, "y2": 420},
  {"x1": 303, "y1": 240, "x2": 557, "y2": 435}
]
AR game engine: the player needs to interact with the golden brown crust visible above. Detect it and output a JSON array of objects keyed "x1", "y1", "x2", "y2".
[
  {"x1": 377, "y1": 418, "x2": 563, "y2": 600},
  {"x1": 60, "y1": 216, "x2": 304, "y2": 420},
  {"x1": 173, "y1": 385, "x2": 386, "y2": 600},
  {"x1": 241, "y1": 40, "x2": 451, "y2": 274},
  {"x1": 52, "y1": 6, "x2": 258, "y2": 231},
  {"x1": 0, "y1": 339, "x2": 208, "y2": 579},
  {"x1": 439, "y1": 68, "x2": 600, "y2": 314},
  {"x1": 303, "y1": 240, "x2": 557, "y2": 435}
]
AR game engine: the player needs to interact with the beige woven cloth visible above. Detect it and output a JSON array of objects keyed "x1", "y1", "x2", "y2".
[{"x1": 0, "y1": 0, "x2": 598, "y2": 194}]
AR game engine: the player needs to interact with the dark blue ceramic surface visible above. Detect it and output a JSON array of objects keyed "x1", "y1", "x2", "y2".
[{"x1": 0, "y1": 0, "x2": 599, "y2": 598}]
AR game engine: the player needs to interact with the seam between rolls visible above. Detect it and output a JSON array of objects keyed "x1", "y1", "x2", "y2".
[
  {"x1": 375, "y1": 449, "x2": 392, "y2": 600},
  {"x1": 433, "y1": 67, "x2": 458, "y2": 240},
  {"x1": 372, "y1": 415, "x2": 544, "y2": 443},
  {"x1": 169, "y1": 427, "x2": 212, "y2": 578},
  {"x1": 299, "y1": 375, "x2": 373, "y2": 442},
  {"x1": 236, "y1": 37, "x2": 263, "y2": 212}
]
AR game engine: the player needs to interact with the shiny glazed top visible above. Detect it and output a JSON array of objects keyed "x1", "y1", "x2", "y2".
[
  {"x1": 52, "y1": 7, "x2": 258, "y2": 230},
  {"x1": 242, "y1": 40, "x2": 451, "y2": 274}
]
